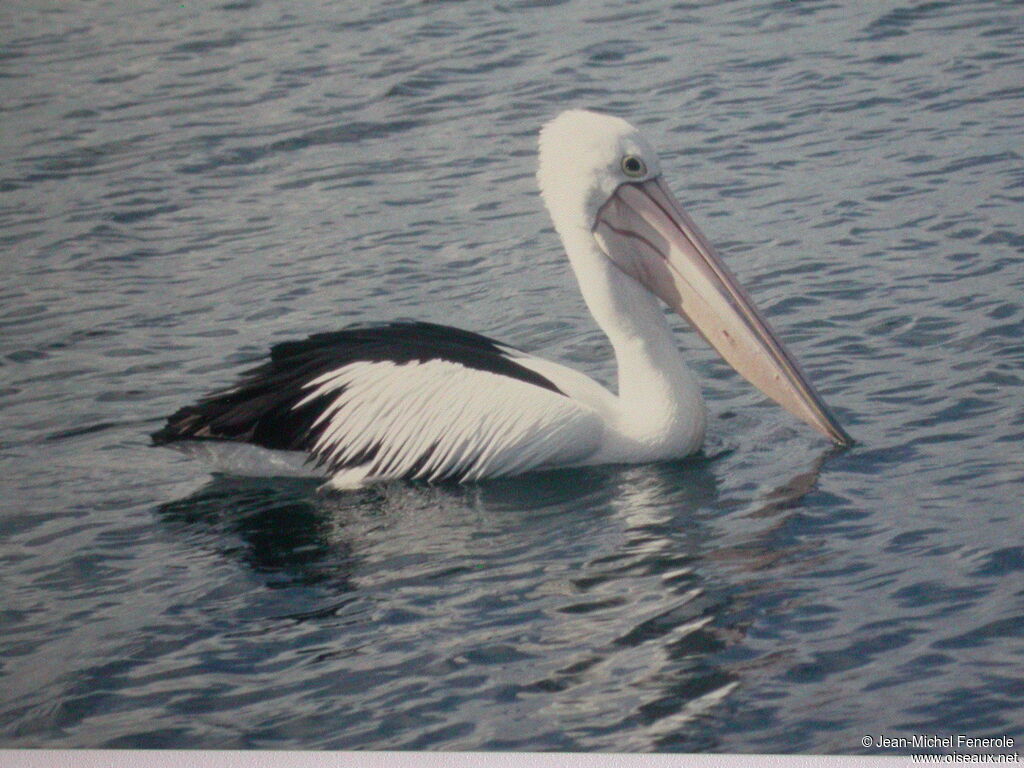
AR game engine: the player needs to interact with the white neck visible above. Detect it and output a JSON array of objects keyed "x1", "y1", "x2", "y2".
[{"x1": 560, "y1": 226, "x2": 706, "y2": 459}]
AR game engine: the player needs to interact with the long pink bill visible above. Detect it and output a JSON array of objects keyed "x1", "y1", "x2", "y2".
[{"x1": 593, "y1": 177, "x2": 852, "y2": 446}]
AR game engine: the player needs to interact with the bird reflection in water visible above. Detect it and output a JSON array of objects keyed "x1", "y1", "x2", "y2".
[{"x1": 154, "y1": 448, "x2": 834, "y2": 750}]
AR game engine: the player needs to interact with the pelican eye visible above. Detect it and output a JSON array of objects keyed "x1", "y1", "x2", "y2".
[{"x1": 621, "y1": 155, "x2": 646, "y2": 178}]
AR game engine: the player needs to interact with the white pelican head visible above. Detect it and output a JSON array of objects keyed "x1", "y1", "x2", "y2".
[{"x1": 537, "y1": 109, "x2": 851, "y2": 446}]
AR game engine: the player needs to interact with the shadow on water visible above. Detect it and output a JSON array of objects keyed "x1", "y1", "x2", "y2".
[
  {"x1": 150, "y1": 450, "x2": 837, "y2": 751},
  {"x1": 156, "y1": 475, "x2": 363, "y2": 592},
  {"x1": 707, "y1": 446, "x2": 843, "y2": 573},
  {"x1": 154, "y1": 458, "x2": 723, "y2": 592}
]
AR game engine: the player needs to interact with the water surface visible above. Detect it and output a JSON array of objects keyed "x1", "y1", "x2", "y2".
[{"x1": 2, "y1": 0, "x2": 1023, "y2": 754}]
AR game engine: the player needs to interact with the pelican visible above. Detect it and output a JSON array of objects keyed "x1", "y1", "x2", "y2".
[{"x1": 153, "y1": 109, "x2": 851, "y2": 488}]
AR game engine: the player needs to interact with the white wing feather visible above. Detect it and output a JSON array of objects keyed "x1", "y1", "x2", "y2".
[{"x1": 296, "y1": 359, "x2": 605, "y2": 487}]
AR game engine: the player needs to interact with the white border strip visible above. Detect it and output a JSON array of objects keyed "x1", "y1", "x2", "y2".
[{"x1": 0, "y1": 749, "x2": 914, "y2": 768}]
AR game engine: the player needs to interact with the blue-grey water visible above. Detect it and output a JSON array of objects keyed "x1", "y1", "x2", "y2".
[{"x1": 2, "y1": 0, "x2": 1023, "y2": 755}]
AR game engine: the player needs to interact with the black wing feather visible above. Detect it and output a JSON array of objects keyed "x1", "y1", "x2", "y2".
[{"x1": 152, "y1": 322, "x2": 564, "y2": 460}]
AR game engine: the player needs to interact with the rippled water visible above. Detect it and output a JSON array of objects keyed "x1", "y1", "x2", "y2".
[{"x1": 2, "y1": 0, "x2": 1023, "y2": 755}]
